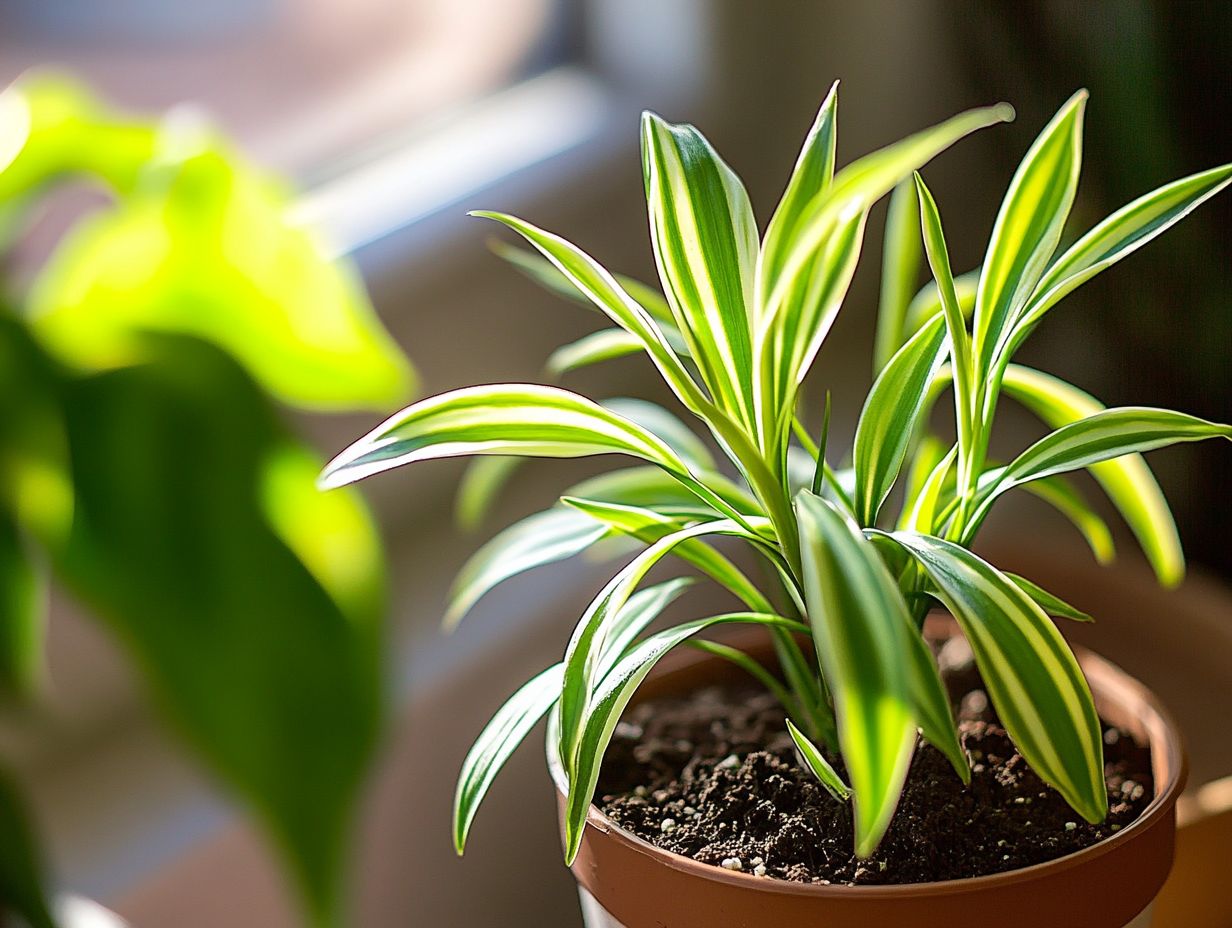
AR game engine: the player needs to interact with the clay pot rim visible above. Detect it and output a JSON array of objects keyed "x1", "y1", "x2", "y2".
[{"x1": 548, "y1": 629, "x2": 1187, "y2": 898}]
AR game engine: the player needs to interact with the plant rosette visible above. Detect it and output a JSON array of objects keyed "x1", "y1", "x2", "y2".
[{"x1": 321, "y1": 83, "x2": 1230, "y2": 927}]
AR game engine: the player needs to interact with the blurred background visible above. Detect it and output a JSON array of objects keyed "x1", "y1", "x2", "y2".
[{"x1": 1, "y1": 1, "x2": 1229, "y2": 925}]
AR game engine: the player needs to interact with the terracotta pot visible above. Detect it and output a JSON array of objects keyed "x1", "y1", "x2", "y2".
[{"x1": 548, "y1": 620, "x2": 1185, "y2": 928}]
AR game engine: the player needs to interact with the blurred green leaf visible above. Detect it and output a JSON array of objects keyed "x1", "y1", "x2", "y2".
[
  {"x1": 49, "y1": 339, "x2": 384, "y2": 926},
  {"x1": 26, "y1": 121, "x2": 412, "y2": 412},
  {"x1": 873, "y1": 180, "x2": 922, "y2": 373},
  {"x1": 0, "y1": 768, "x2": 55, "y2": 928},
  {"x1": 0, "y1": 513, "x2": 43, "y2": 699}
]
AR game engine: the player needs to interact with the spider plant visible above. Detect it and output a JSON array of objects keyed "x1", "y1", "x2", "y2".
[{"x1": 322, "y1": 85, "x2": 1232, "y2": 863}]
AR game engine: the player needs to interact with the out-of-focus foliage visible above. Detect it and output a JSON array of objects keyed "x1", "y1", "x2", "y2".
[{"x1": 0, "y1": 73, "x2": 414, "y2": 928}]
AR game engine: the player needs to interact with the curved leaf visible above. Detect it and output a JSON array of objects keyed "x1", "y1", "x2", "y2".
[
  {"x1": 453, "y1": 664, "x2": 563, "y2": 854},
  {"x1": 853, "y1": 315, "x2": 949, "y2": 526},
  {"x1": 786, "y1": 718, "x2": 851, "y2": 801},
  {"x1": 873, "y1": 179, "x2": 923, "y2": 373},
  {"x1": 473, "y1": 213, "x2": 706, "y2": 414},
  {"x1": 562, "y1": 611, "x2": 807, "y2": 863},
  {"x1": 447, "y1": 508, "x2": 610, "y2": 628},
  {"x1": 601, "y1": 398, "x2": 715, "y2": 471},
  {"x1": 547, "y1": 328, "x2": 643, "y2": 375},
  {"x1": 1009, "y1": 163, "x2": 1232, "y2": 353},
  {"x1": 1007, "y1": 573, "x2": 1093, "y2": 623},
  {"x1": 1002, "y1": 365, "x2": 1183, "y2": 584},
  {"x1": 1021, "y1": 474, "x2": 1115, "y2": 565},
  {"x1": 973, "y1": 91, "x2": 1086, "y2": 383},
  {"x1": 881, "y1": 531, "x2": 1107, "y2": 822},
  {"x1": 795, "y1": 491, "x2": 916, "y2": 856},
  {"x1": 455, "y1": 456, "x2": 523, "y2": 531},
  {"x1": 642, "y1": 112, "x2": 759, "y2": 423}
]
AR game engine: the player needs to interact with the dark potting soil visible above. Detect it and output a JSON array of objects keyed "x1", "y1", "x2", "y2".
[{"x1": 596, "y1": 642, "x2": 1154, "y2": 885}]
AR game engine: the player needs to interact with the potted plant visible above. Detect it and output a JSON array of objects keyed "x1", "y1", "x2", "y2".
[
  {"x1": 1, "y1": 74, "x2": 412, "y2": 927},
  {"x1": 322, "y1": 85, "x2": 1231, "y2": 927}
]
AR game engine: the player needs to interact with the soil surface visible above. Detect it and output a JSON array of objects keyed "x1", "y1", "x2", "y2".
[{"x1": 597, "y1": 641, "x2": 1153, "y2": 884}]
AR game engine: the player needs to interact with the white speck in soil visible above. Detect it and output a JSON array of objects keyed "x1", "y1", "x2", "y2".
[
  {"x1": 720, "y1": 857, "x2": 743, "y2": 871},
  {"x1": 661, "y1": 818, "x2": 677, "y2": 833}
]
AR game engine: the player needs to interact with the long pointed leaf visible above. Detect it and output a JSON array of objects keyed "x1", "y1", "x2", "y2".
[
  {"x1": 1001, "y1": 365, "x2": 1184, "y2": 585},
  {"x1": 547, "y1": 328, "x2": 644, "y2": 376},
  {"x1": 1007, "y1": 573, "x2": 1094, "y2": 623},
  {"x1": 453, "y1": 664, "x2": 563, "y2": 853},
  {"x1": 853, "y1": 315, "x2": 949, "y2": 526},
  {"x1": 642, "y1": 113, "x2": 759, "y2": 423},
  {"x1": 473, "y1": 213, "x2": 706, "y2": 413},
  {"x1": 873, "y1": 179, "x2": 922, "y2": 373},
  {"x1": 447, "y1": 508, "x2": 610, "y2": 628},
  {"x1": 880, "y1": 531, "x2": 1107, "y2": 822},
  {"x1": 785, "y1": 718, "x2": 851, "y2": 801},
  {"x1": 974, "y1": 91, "x2": 1086, "y2": 382},
  {"x1": 562, "y1": 611, "x2": 807, "y2": 863},
  {"x1": 795, "y1": 491, "x2": 916, "y2": 856}
]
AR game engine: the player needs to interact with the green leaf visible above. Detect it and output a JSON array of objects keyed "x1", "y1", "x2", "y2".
[
  {"x1": 795, "y1": 491, "x2": 916, "y2": 857},
  {"x1": 488, "y1": 239, "x2": 679, "y2": 333},
  {"x1": 1007, "y1": 573, "x2": 1094, "y2": 623},
  {"x1": 0, "y1": 511, "x2": 45, "y2": 698},
  {"x1": 903, "y1": 269, "x2": 978, "y2": 342},
  {"x1": 598, "y1": 578, "x2": 698, "y2": 669},
  {"x1": 453, "y1": 664, "x2": 563, "y2": 854},
  {"x1": 785, "y1": 718, "x2": 851, "y2": 801},
  {"x1": 565, "y1": 466, "x2": 745, "y2": 515},
  {"x1": 447, "y1": 509, "x2": 610, "y2": 629},
  {"x1": 318, "y1": 384, "x2": 748, "y2": 529},
  {"x1": 1001, "y1": 365, "x2": 1183, "y2": 585},
  {"x1": 898, "y1": 444, "x2": 957, "y2": 533},
  {"x1": 561, "y1": 496, "x2": 777, "y2": 613},
  {"x1": 0, "y1": 767, "x2": 56, "y2": 928},
  {"x1": 474, "y1": 213, "x2": 705, "y2": 413},
  {"x1": 556, "y1": 520, "x2": 781, "y2": 778},
  {"x1": 1008, "y1": 163, "x2": 1232, "y2": 353},
  {"x1": 455, "y1": 457, "x2": 523, "y2": 531},
  {"x1": 973, "y1": 90, "x2": 1086, "y2": 382},
  {"x1": 562, "y1": 611, "x2": 807, "y2": 864},
  {"x1": 547, "y1": 328, "x2": 644, "y2": 375},
  {"x1": 975, "y1": 407, "x2": 1232, "y2": 532},
  {"x1": 881, "y1": 531, "x2": 1107, "y2": 822},
  {"x1": 50, "y1": 339, "x2": 383, "y2": 925},
  {"x1": 761, "y1": 82, "x2": 839, "y2": 288},
  {"x1": 28, "y1": 118, "x2": 412, "y2": 412},
  {"x1": 757, "y1": 102, "x2": 1012, "y2": 425},
  {"x1": 914, "y1": 173, "x2": 976, "y2": 472},
  {"x1": 686, "y1": 639, "x2": 800, "y2": 723},
  {"x1": 641, "y1": 112, "x2": 759, "y2": 424},
  {"x1": 600, "y1": 398, "x2": 715, "y2": 471},
  {"x1": 873, "y1": 179, "x2": 922, "y2": 373},
  {"x1": 853, "y1": 315, "x2": 949, "y2": 526}
]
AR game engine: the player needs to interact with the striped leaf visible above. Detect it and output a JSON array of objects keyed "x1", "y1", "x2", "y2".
[
  {"x1": 853, "y1": 315, "x2": 949, "y2": 526},
  {"x1": 566, "y1": 465, "x2": 755, "y2": 517},
  {"x1": 642, "y1": 112, "x2": 759, "y2": 424},
  {"x1": 562, "y1": 611, "x2": 807, "y2": 863},
  {"x1": 873, "y1": 179, "x2": 923, "y2": 373},
  {"x1": 601, "y1": 398, "x2": 715, "y2": 471},
  {"x1": 318, "y1": 384, "x2": 747, "y2": 529},
  {"x1": 761, "y1": 82, "x2": 839, "y2": 289},
  {"x1": 547, "y1": 328, "x2": 643, "y2": 375},
  {"x1": 974, "y1": 91, "x2": 1086, "y2": 382},
  {"x1": 473, "y1": 213, "x2": 706, "y2": 413},
  {"x1": 489, "y1": 238, "x2": 679, "y2": 332},
  {"x1": 561, "y1": 496, "x2": 775, "y2": 613},
  {"x1": 597, "y1": 578, "x2": 697, "y2": 670},
  {"x1": 974, "y1": 407, "x2": 1232, "y2": 533},
  {"x1": 898, "y1": 444, "x2": 957, "y2": 533},
  {"x1": 881, "y1": 531, "x2": 1107, "y2": 822},
  {"x1": 453, "y1": 663, "x2": 563, "y2": 853},
  {"x1": 898, "y1": 606, "x2": 969, "y2": 781},
  {"x1": 903, "y1": 268, "x2": 978, "y2": 342},
  {"x1": 786, "y1": 718, "x2": 850, "y2": 801},
  {"x1": 1007, "y1": 573, "x2": 1093, "y2": 623},
  {"x1": 795, "y1": 491, "x2": 916, "y2": 857},
  {"x1": 1001, "y1": 365, "x2": 1182, "y2": 584},
  {"x1": 557, "y1": 520, "x2": 773, "y2": 776},
  {"x1": 446, "y1": 508, "x2": 610, "y2": 628},
  {"x1": 1007, "y1": 163, "x2": 1232, "y2": 354}
]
